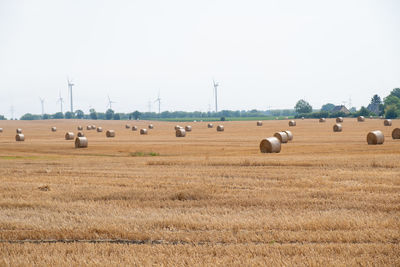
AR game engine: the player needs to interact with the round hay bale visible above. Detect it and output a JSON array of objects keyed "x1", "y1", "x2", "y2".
[
  {"x1": 15, "y1": 134, "x2": 24, "y2": 142},
  {"x1": 77, "y1": 126, "x2": 83, "y2": 130},
  {"x1": 185, "y1": 125, "x2": 192, "y2": 132},
  {"x1": 51, "y1": 127, "x2": 57, "y2": 132},
  {"x1": 391, "y1": 128, "x2": 400, "y2": 139},
  {"x1": 91, "y1": 125, "x2": 96, "y2": 130},
  {"x1": 336, "y1": 117, "x2": 344, "y2": 123},
  {"x1": 75, "y1": 137, "x2": 88, "y2": 148},
  {"x1": 175, "y1": 125, "x2": 182, "y2": 130},
  {"x1": 176, "y1": 128, "x2": 186, "y2": 137},
  {"x1": 333, "y1": 123, "x2": 342, "y2": 132},
  {"x1": 384, "y1": 119, "x2": 392, "y2": 126},
  {"x1": 208, "y1": 123, "x2": 213, "y2": 128},
  {"x1": 217, "y1": 125, "x2": 224, "y2": 132},
  {"x1": 357, "y1": 116, "x2": 365, "y2": 122},
  {"x1": 16, "y1": 128, "x2": 22, "y2": 134},
  {"x1": 275, "y1": 117, "x2": 279, "y2": 120},
  {"x1": 289, "y1": 120, "x2": 296, "y2": 127},
  {"x1": 319, "y1": 118, "x2": 326, "y2": 123},
  {"x1": 106, "y1": 130, "x2": 115, "y2": 138},
  {"x1": 259, "y1": 137, "x2": 281, "y2": 153},
  {"x1": 257, "y1": 121, "x2": 263, "y2": 126},
  {"x1": 369, "y1": 115, "x2": 373, "y2": 119},
  {"x1": 77, "y1": 131, "x2": 85, "y2": 137},
  {"x1": 0, "y1": 128, "x2": 3, "y2": 133},
  {"x1": 125, "y1": 124, "x2": 130, "y2": 129},
  {"x1": 97, "y1": 127, "x2": 103, "y2": 132},
  {"x1": 140, "y1": 129, "x2": 148, "y2": 135},
  {"x1": 273, "y1": 131, "x2": 288, "y2": 143},
  {"x1": 65, "y1": 132, "x2": 75, "y2": 140},
  {"x1": 86, "y1": 125, "x2": 92, "y2": 130},
  {"x1": 132, "y1": 126, "x2": 138, "y2": 131},
  {"x1": 148, "y1": 124, "x2": 154, "y2": 129},
  {"x1": 301, "y1": 117, "x2": 305, "y2": 120},
  {"x1": 284, "y1": 130, "x2": 293, "y2": 141},
  {"x1": 367, "y1": 130, "x2": 384, "y2": 145}
]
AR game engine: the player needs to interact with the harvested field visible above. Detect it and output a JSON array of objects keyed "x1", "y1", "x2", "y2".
[{"x1": 0, "y1": 119, "x2": 399, "y2": 266}]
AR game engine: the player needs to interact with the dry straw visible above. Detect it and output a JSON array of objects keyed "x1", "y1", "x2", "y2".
[
  {"x1": 289, "y1": 120, "x2": 296, "y2": 127},
  {"x1": 217, "y1": 125, "x2": 224, "y2": 132},
  {"x1": 367, "y1": 130, "x2": 384, "y2": 145},
  {"x1": 77, "y1": 131, "x2": 85, "y2": 137},
  {"x1": 0, "y1": 128, "x2": 3, "y2": 133},
  {"x1": 148, "y1": 124, "x2": 154, "y2": 129},
  {"x1": 185, "y1": 125, "x2": 192, "y2": 131},
  {"x1": 284, "y1": 130, "x2": 293, "y2": 141},
  {"x1": 259, "y1": 137, "x2": 281, "y2": 153},
  {"x1": 86, "y1": 125, "x2": 92, "y2": 130},
  {"x1": 301, "y1": 117, "x2": 305, "y2": 120},
  {"x1": 75, "y1": 137, "x2": 88, "y2": 148},
  {"x1": 51, "y1": 127, "x2": 57, "y2": 132},
  {"x1": 176, "y1": 128, "x2": 186, "y2": 137},
  {"x1": 358, "y1": 116, "x2": 365, "y2": 122},
  {"x1": 16, "y1": 128, "x2": 22, "y2": 134},
  {"x1": 77, "y1": 126, "x2": 83, "y2": 130},
  {"x1": 319, "y1": 118, "x2": 326, "y2": 123},
  {"x1": 15, "y1": 134, "x2": 24, "y2": 142},
  {"x1": 125, "y1": 124, "x2": 130, "y2": 129},
  {"x1": 97, "y1": 127, "x2": 103, "y2": 132},
  {"x1": 392, "y1": 128, "x2": 400, "y2": 139},
  {"x1": 91, "y1": 125, "x2": 96, "y2": 130},
  {"x1": 274, "y1": 131, "x2": 288, "y2": 143},
  {"x1": 333, "y1": 123, "x2": 342, "y2": 132},
  {"x1": 132, "y1": 126, "x2": 138, "y2": 131},
  {"x1": 384, "y1": 119, "x2": 392, "y2": 126},
  {"x1": 175, "y1": 125, "x2": 182, "y2": 130},
  {"x1": 208, "y1": 123, "x2": 213, "y2": 128},
  {"x1": 257, "y1": 121, "x2": 263, "y2": 126},
  {"x1": 106, "y1": 130, "x2": 115, "y2": 138},
  {"x1": 336, "y1": 117, "x2": 344, "y2": 123},
  {"x1": 140, "y1": 129, "x2": 148, "y2": 135},
  {"x1": 65, "y1": 132, "x2": 75, "y2": 140}
]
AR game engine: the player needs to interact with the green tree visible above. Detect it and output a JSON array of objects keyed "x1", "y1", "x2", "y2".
[
  {"x1": 357, "y1": 106, "x2": 370, "y2": 117},
  {"x1": 53, "y1": 112, "x2": 64, "y2": 119},
  {"x1": 321, "y1": 103, "x2": 335, "y2": 112},
  {"x1": 65, "y1": 111, "x2": 74, "y2": 119},
  {"x1": 89, "y1": 109, "x2": 97, "y2": 120},
  {"x1": 132, "y1": 111, "x2": 141, "y2": 120},
  {"x1": 75, "y1": 110, "x2": 84, "y2": 119},
  {"x1": 384, "y1": 95, "x2": 400, "y2": 110},
  {"x1": 0, "y1": 115, "x2": 6, "y2": 120},
  {"x1": 113, "y1": 113, "x2": 120, "y2": 120},
  {"x1": 42, "y1": 114, "x2": 50, "y2": 120},
  {"x1": 385, "y1": 105, "x2": 398, "y2": 119},
  {"x1": 20, "y1": 113, "x2": 36, "y2": 120},
  {"x1": 105, "y1": 109, "x2": 114, "y2": 120},
  {"x1": 370, "y1": 94, "x2": 382, "y2": 105},
  {"x1": 388, "y1": 88, "x2": 400, "y2": 99},
  {"x1": 295, "y1": 99, "x2": 312, "y2": 114}
]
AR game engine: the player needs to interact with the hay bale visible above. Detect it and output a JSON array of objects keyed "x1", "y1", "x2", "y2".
[
  {"x1": 51, "y1": 127, "x2": 57, "y2": 132},
  {"x1": 185, "y1": 126, "x2": 192, "y2": 132},
  {"x1": 140, "y1": 129, "x2": 148, "y2": 135},
  {"x1": 333, "y1": 123, "x2": 342, "y2": 132},
  {"x1": 257, "y1": 121, "x2": 263, "y2": 126},
  {"x1": 175, "y1": 125, "x2": 182, "y2": 130},
  {"x1": 65, "y1": 132, "x2": 75, "y2": 140},
  {"x1": 301, "y1": 117, "x2": 305, "y2": 120},
  {"x1": 132, "y1": 126, "x2": 138, "y2": 131},
  {"x1": 217, "y1": 125, "x2": 224, "y2": 132},
  {"x1": 75, "y1": 137, "x2": 88, "y2": 148},
  {"x1": 91, "y1": 125, "x2": 96, "y2": 130},
  {"x1": 289, "y1": 120, "x2": 296, "y2": 127},
  {"x1": 0, "y1": 128, "x2": 3, "y2": 133},
  {"x1": 148, "y1": 124, "x2": 154, "y2": 129},
  {"x1": 97, "y1": 127, "x2": 103, "y2": 132},
  {"x1": 384, "y1": 119, "x2": 392, "y2": 126},
  {"x1": 273, "y1": 131, "x2": 288, "y2": 143},
  {"x1": 367, "y1": 130, "x2": 384, "y2": 145},
  {"x1": 106, "y1": 130, "x2": 115, "y2": 138},
  {"x1": 357, "y1": 116, "x2": 365, "y2": 122},
  {"x1": 15, "y1": 134, "x2": 24, "y2": 142},
  {"x1": 259, "y1": 137, "x2": 281, "y2": 153},
  {"x1": 77, "y1": 126, "x2": 83, "y2": 130},
  {"x1": 16, "y1": 128, "x2": 22, "y2": 134},
  {"x1": 86, "y1": 125, "x2": 92, "y2": 130},
  {"x1": 369, "y1": 115, "x2": 373, "y2": 119},
  {"x1": 208, "y1": 123, "x2": 213, "y2": 128},
  {"x1": 319, "y1": 118, "x2": 326, "y2": 123},
  {"x1": 125, "y1": 124, "x2": 130, "y2": 129},
  {"x1": 176, "y1": 128, "x2": 186, "y2": 137},
  {"x1": 392, "y1": 128, "x2": 400, "y2": 139},
  {"x1": 336, "y1": 117, "x2": 344, "y2": 123},
  {"x1": 284, "y1": 130, "x2": 293, "y2": 141},
  {"x1": 77, "y1": 131, "x2": 85, "y2": 137}
]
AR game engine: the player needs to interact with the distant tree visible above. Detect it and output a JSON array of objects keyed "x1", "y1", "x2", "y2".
[
  {"x1": 105, "y1": 109, "x2": 114, "y2": 120},
  {"x1": 42, "y1": 114, "x2": 50, "y2": 120},
  {"x1": 295, "y1": 99, "x2": 312, "y2": 114},
  {"x1": 321, "y1": 103, "x2": 335, "y2": 112},
  {"x1": 113, "y1": 113, "x2": 120, "y2": 120},
  {"x1": 89, "y1": 109, "x2": 97, "y2": 120},
  {"x1": 132, "y1": 111, "x2": 141, "y2": 120},
  {"x1": 385, "y1": 105, "x2": 398, "y2": 119},
  {"x1": 0, "y1": 115, "x2": 6, "y2": 120},
  {"x1": 357, "y1": 106, "x2": 370, "y2": 117},
  {"x1": 370, "y1": 94, "x2": 382, "y2": 105},
  {"x1": 220, "y1": 117, "x2": 226, "y2": 121},
  {"x1": 349, "y1": 107, "x2": 357, "y2": 113},
  {"x1": 388, "y1": 88, "x2": 400, "y2": 99},
  {"x1": 65, "y1": 111, "x2": 74, "y2": 119},
  {"x1": 53, "y1": 112, "x2": 64, "y2": 119},
  {"x1": 75, "y1": 110, "x2": 84, "y2": 119},
  {"x1": 384, "y1": 95, "x2": 400, "y2": 110},
  {"x1": 20, "y1": 113, "x2": 35, "y2": 120}
]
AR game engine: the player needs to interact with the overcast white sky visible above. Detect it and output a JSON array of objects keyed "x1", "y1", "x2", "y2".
[{"x1": 0, "y1": 0, "x2": 399, "y2": 118}]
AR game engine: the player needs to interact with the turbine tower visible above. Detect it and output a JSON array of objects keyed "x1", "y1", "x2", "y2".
[
  {"x1": 213, "y1": 79, "x2": 219, "y2": 112},
  {"x1": 67, "y1": 77, "x2": 74, "y2": 113},
  {"x1": 154, "y1": 91, "x2": 161, "y2": 114},
  {"x1": 56, "y1": 91, "x2": 64, "y2": 113},
  {"x1": 39, "y1": 98, "x2": 45, "y2": 116},
  {"x1": 107, "y1": 95, "x2": 116, "y2": 109}
]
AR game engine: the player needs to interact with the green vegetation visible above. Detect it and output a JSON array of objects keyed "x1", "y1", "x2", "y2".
[
  {"x1": 295, "y1": 99, "x2": 312, "y2": 114},
  {"x1": 130, "y1": 151, "x2": 160, "y2": 157}
]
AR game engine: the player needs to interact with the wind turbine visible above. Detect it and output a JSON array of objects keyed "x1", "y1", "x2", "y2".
[
  {"x1": 39, "y1": 98, "x2": 45, "y2": 116},
  {"x1": 107, "y1": 95, "x2": 116, "y2": 109},
  {"x1": 154, "y1": 91, "x2": 161, "y2": 114},
  {"x1": 213, "y1": 79, "x2": 219, "y2": 112},
  {"x1": 67, "y1": 77, "x2": 74, "y2": 113},
  {"x1": 56, "y1": 91, "x2": 64, "y2": 113}
]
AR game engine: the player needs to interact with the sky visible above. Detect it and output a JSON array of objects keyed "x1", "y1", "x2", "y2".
[{"x1": 0, "y1": 0, "x2": 399, "y2": 118}]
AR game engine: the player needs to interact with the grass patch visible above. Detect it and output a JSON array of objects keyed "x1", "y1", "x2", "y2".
[
  {"x1": 130, "y1": 151, "x2": 160, "y2": 157},
  {"x1": 0, "y1": 156, "x2": 40, "y2": 160}
]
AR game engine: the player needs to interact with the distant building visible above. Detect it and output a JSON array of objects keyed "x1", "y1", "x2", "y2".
[
  {"x1": 331, "y1": 105, "x2": 350, "y2": 114},
  {"x1": 367, "y1": 103, "x2": 380, "y2": 115}
]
